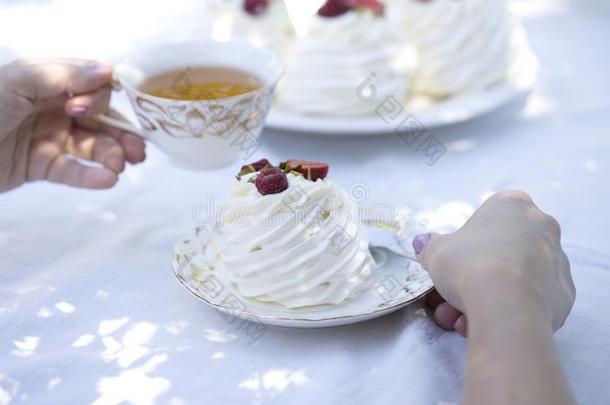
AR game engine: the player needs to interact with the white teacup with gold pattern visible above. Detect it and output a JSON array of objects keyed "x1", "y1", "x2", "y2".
[{"x1": 114, "y1": 40, "x2": 283, "y2": 170}]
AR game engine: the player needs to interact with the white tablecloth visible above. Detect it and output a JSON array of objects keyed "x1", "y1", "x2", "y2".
[{"x1": 1, "y1": 0, "x2": 610, "y2": 404}]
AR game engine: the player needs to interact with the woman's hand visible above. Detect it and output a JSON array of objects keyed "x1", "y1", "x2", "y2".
[
  {"x1": 414, "y1": 190, "x2": 576, "y2": 405},
  {"x1": 414, "y1": 190, "x2": 575, "y2": 335},
  {"x1": 0, "y1": 59, "x2": 145, "y2": 192}
]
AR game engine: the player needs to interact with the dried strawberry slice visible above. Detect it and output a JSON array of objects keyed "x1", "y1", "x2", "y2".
[
  {"x1": 281, "y1": 160, "x2": 329, "y2": 181},
  {"x1": 237, "y1": 158, "x2": 271, "y2": 178},
  {"x1": 358, "y1": 0, "x2": 384, "y2": 15}
]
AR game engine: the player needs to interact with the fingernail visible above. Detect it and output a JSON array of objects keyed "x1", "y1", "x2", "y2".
[
  {"x1": 68, "y1": 105, "x2": 89, "y2": 116},
  {"x1": 412, "y1": 233, "x2": 431, "y2": 255}
]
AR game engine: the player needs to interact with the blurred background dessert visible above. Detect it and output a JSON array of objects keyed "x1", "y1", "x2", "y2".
[
  {"x1": 386, "y1": 0, "x2": 522, "y2": 97},
  {"x1": 208, "y1": 0, "x2": 528, "y2": 117},
  {"x1": 275, "y1": 1, "x2": 416, "y2": 117}
]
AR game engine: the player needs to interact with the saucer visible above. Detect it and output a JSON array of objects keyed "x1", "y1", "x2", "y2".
[{"x1": 171, "y1": 225, "x2": 433, "y2": 328}]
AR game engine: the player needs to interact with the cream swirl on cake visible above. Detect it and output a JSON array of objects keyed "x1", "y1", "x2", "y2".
[
  {"x1": 387, "y1": 0, "x2": 519, "y2": 97},
  {"x1": 276, "y1": 8, "x2": 416, "y2": 117},
  {"x1": 187, "y1": 159, "x2": 375, "y2": 309}
]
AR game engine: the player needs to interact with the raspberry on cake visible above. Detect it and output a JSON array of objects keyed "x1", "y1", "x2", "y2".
[
  {"x1": 255, "y1": 167, "x2": 289, "y2": 195},
  {"x1": 280, "y1": 159, "x2": 329, "y2": 182}
]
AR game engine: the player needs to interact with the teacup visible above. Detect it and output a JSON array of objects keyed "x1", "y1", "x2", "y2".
[{"x1": 113, "y1": 39, "x2": 283, "y2": 171}]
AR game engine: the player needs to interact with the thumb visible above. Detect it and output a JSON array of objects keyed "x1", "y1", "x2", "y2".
[
  {"x1": 5, "y1": 59, "x2": 112, "y2": 100},
  {"x1": 412, "y1": 232, "x2": 444, "y2": 271}
]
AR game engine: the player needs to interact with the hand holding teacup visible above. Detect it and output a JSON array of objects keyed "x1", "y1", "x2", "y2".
[
  {"x1": 0, "y1": 40, "x2": 282, "y2": 192},
  {"x1": 0, "y1": 59, "x2": 145, "y2": 192}
]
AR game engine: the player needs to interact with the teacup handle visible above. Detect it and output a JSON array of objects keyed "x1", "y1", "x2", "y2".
[
  {"x1": 92, "y1": 75, "x2": 147, "y2": 139},
  {"x1": 93, "y1": 113, "x2": 146, "y2": 139}
]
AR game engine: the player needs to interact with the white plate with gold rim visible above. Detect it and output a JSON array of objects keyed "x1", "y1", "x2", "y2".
[
  {"x1": 266, "y1": 44, "x2": 538, "y2": 135},
  {"x1": 171, "y1": 225, "x2": 433, "y2": 328}
]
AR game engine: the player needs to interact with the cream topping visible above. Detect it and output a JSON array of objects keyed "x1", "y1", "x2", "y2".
[{"x1": 212, "y1": 172, "x2": 375, "y2": 309}]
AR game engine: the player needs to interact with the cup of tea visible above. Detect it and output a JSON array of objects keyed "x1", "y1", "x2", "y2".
[{"x1": 112, "y1": 39, "x2": 283, "y2": 170}]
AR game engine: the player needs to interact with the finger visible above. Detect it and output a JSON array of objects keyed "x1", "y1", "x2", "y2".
[
  {"x1": 66, "y1": 129, "x2": 126, "y2": 173},
  {"x1": 454, "y1": 315, "x2": 467, "y2": 337},
  {"x1": 412, "y1": 232, "x2": 444, "y2": 269},
  {"x1": 434, "y1": 302, "x2": 463, "y2": 331},
  {"x1": 76, "y1": 109, "x2": 145, "y2": 164},
  {"x1": 46, "y1": 155, "x2": 118, "y2": 189},
  {"x1": 120, "y1": 131, "x2": 146, "y2": 164},
  {"x1": 27, "y1": 129, "x2": 119, "y2": 189},
  {"x1": 6, "y1": 59, "x2": 112, "y2": 101},
  {"x1": 65, "y1": 85, "x2": 112, "y2": 117},
  {"x1": 424, "y1": 289, "x2": 445, "y2": 309}
]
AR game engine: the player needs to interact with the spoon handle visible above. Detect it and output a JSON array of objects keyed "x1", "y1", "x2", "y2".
[{"x1": 369, "y1": 245, "x2": 417, "y2": 262}]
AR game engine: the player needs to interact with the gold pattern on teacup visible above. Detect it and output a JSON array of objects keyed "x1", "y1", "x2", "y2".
[
  {"x1": 185, "y1": 109, "x2": 207, "y2": 138},
  {"x1": 131, "y1": 87, "x2": 274, "y2": 139}
]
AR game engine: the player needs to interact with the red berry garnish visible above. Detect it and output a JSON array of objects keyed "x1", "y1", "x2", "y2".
[
  {"x1": 281, "y1": 160, "x2": 329, "y2": 181},
  {"x1": 243, "y1": 158, "x2": 271, "y2": 172},
  {"x1": 243, "y1": 0, "x2": 268, "y2": 16},
  {"x1": 358, "y1": 0, "x2": 384, "y2": 14},
  {"x1": 237, "y1": 158, "x2": 271, "y2": 178},
  {"x1": 255, "y1": 167, "x2": 289, "y2": 195},
  {"x1": 317, "y1": 0, "x2": 384, "y2": 17},
  {"x1": 318, "y1": 0, "x2": 351, "y2": 17}
]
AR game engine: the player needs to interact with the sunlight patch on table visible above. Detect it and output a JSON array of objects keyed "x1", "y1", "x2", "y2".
[
  {"x1": 0, "y1": 374, "x2": 19, "y2": 405},
  {"x1": 520, "y1": 92, "x2": 554, "y2": 119},
  {"x1": 238, "y1": 369, "x2": 309, "y2": 395},
  {"x1": 36, "y1": 306, "x2": 53, "y2": 318},
  {"x1": 164, "y1": 321, "x2": 188, "y2": 336},
  {"x1": 211, "y1": 352, "x2": 225, "y2": 360},
  {"x1": 202, "y1": 328, "x2": 237, "y2": 343},
  {"x1": 101, "y1": 322, "x2": 159, "y2": 368},
  {"x1": 55, "y1": 301, "x2": 75, "y2": 314},
  {"x1": 94, "y1": 354, "x2": 170, "y2": 405},
  {"x1": 47, "y1": 377, "x2": 61, "y2": 390},
  {"x1": 98, "y1": 317, "x2": 130, "y2": 335},
  {"x1": 12, "y1": 336, "x2": 39, "y2": 357},
  {"x1": 72, "y1": 334, "x2": 96, "y2": 348}
]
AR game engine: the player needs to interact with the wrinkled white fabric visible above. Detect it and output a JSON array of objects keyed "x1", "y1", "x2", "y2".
[{"x1": 1, "y1": 1, "x2": 610, "y2": 404}]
